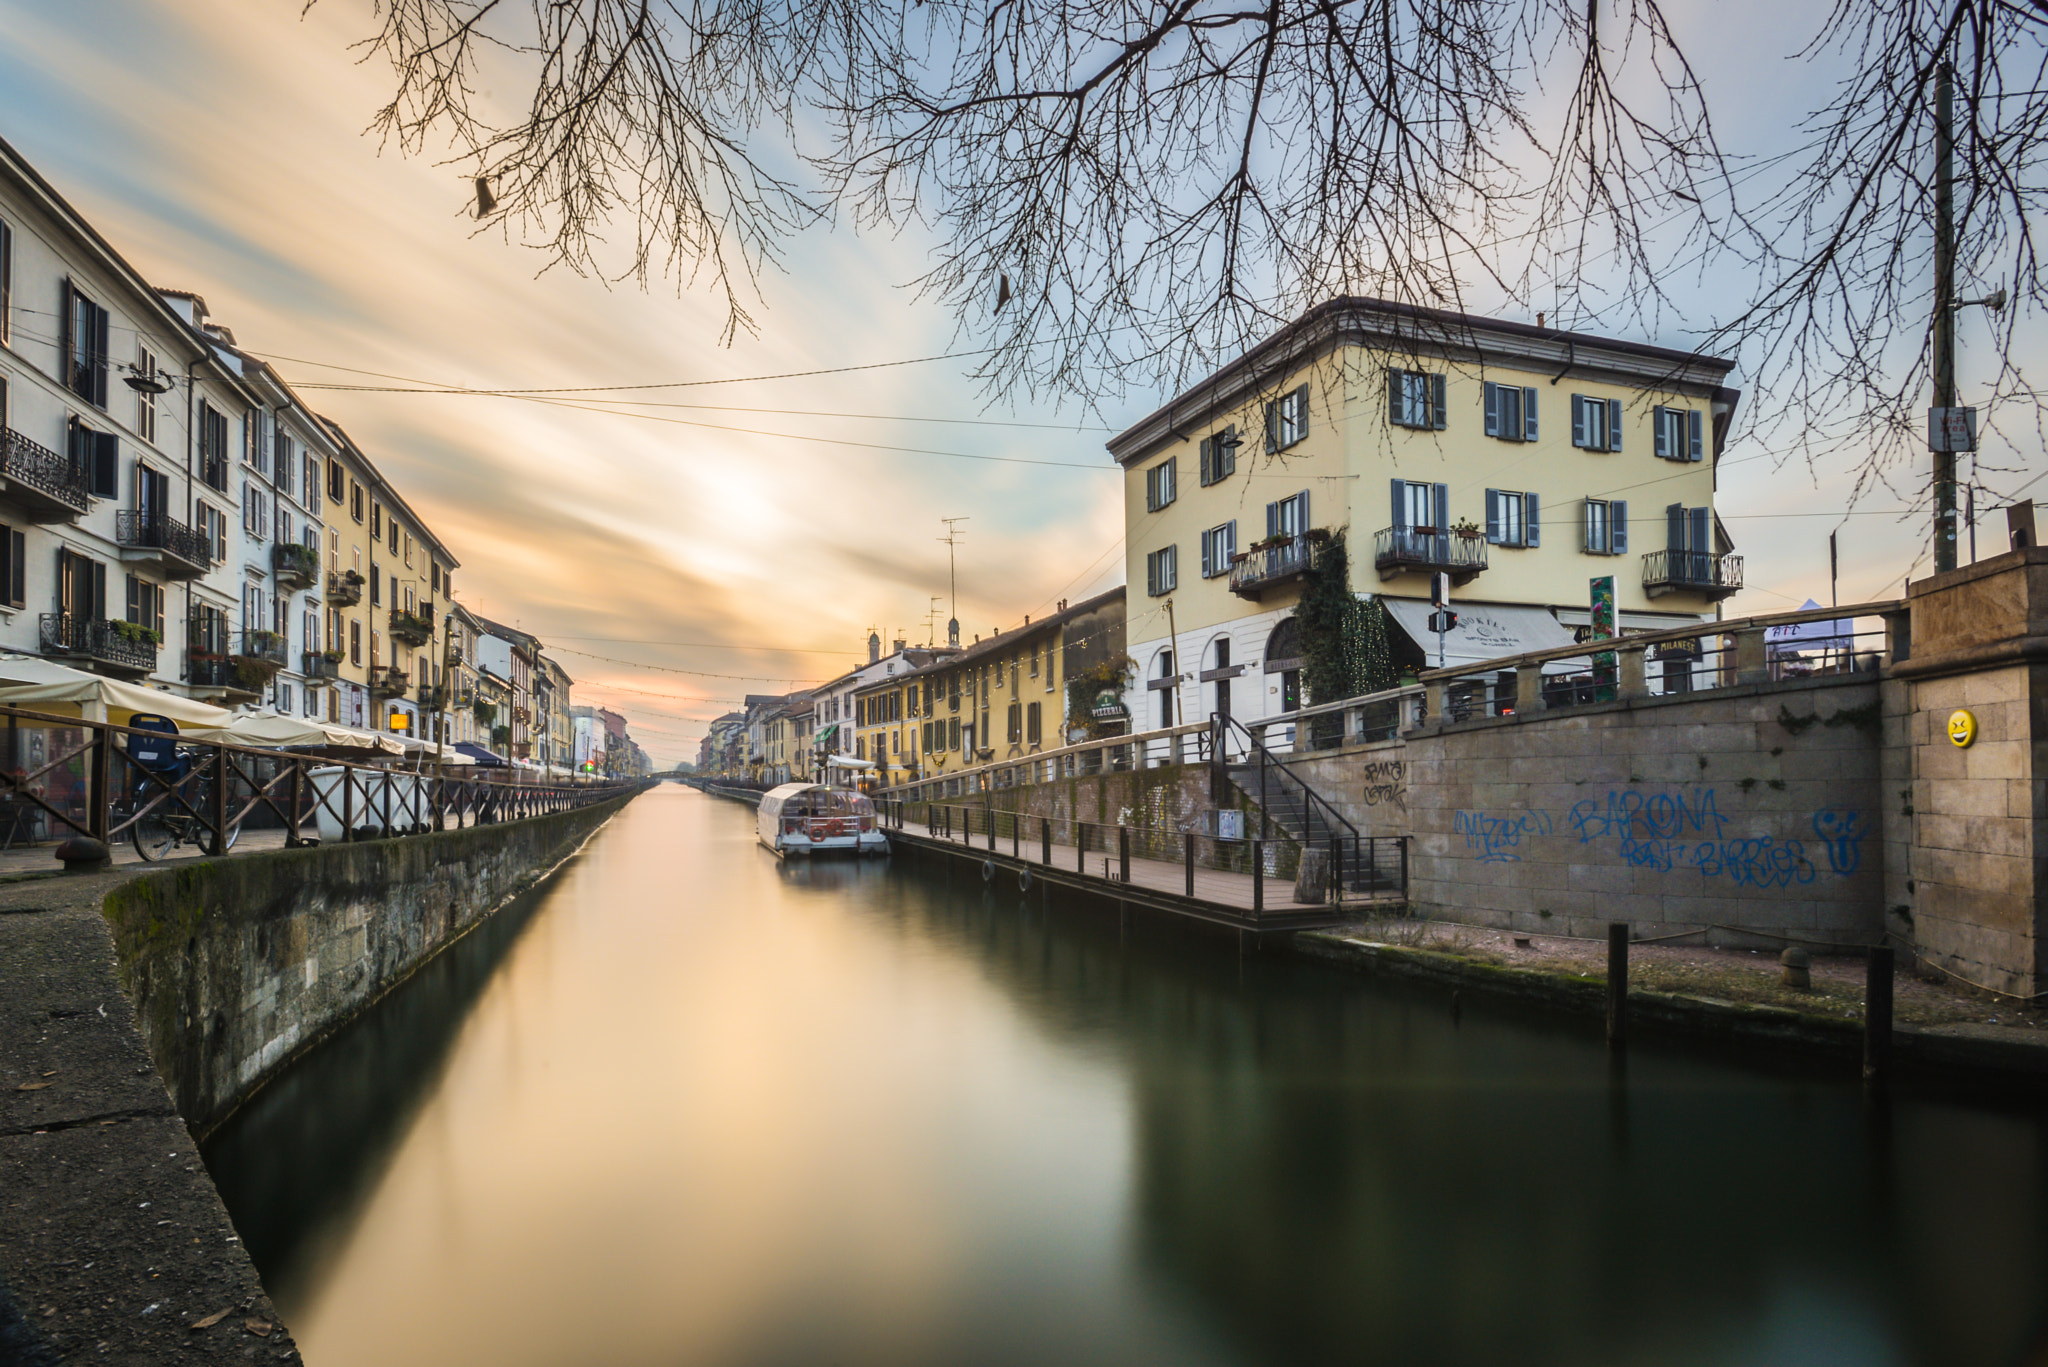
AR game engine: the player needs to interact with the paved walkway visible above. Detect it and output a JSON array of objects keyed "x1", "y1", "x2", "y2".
[{"x1": 0, "y1": 807, "x2": 498, "y2": 878}]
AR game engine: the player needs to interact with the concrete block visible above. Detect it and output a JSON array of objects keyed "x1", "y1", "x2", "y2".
[{"x1": 1922, "y1": 778, "x2": 2012, "y2": 819}]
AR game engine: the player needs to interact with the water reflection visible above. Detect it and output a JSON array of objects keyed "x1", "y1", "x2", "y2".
[{"x1": 206, "y1": 787, "x2": 2048, "y2": 1367}]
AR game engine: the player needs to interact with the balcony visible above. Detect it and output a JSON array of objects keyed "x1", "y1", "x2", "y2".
[
  {"x1": 272, "y1": 542, "x2": 320, "y2": 591},
  {"x1": 1373, "y1": 526, "x2": 1488, "y2": 586},
  {"x1": 1643, "y1": 549, "x2": 1744, "y2": 601},
  {"x1": 369, "y1": 664, "x2": 411, "y2": 697},
  {"x1": 115, "y1": 510, "x2": 210, "y2": 581},
  {"x1": 40, "y1": 614, "x2": 156, "y2": 677},
  {"x1": 303, "y1": 651, "x2": 343, "y2": 686},
  {"x1": 1229, "y1": 531, "x2": 1321, "y2": 600},
  {"x1": 234, "y1": 630, "x2": 288, "y2": 671},
  {"x1": 389, "y1": 606, "x2": 434, "y2": 647},
  {"x1": 327, "y1": 569, "x2": 364, "y2": 606},
  {"x1": 1, "y1": 429, "x2": 91, "y2": 522},
  {"x1": 417, "y1": 683, "x2": 449, "y2": 710}
]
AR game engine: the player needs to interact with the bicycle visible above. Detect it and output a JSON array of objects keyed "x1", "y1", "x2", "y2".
[{"x1": 121, "y1": 714, "x2": 243, "y2": 862}]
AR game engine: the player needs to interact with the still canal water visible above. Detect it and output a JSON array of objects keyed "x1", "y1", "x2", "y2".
[{"x1": 206, "y1": 785, "x2": 2048, "y2": 1366}]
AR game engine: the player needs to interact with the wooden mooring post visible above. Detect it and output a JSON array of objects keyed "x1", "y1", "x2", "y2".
[
  {"x1": 1607, "y1": 922, "x2": 1629, "y2": 1048},
  {"x1": 1184, "y1": 838, "x2": 1195, "y2": 897},
  {"x1": 1251, "y1": 840, "x2": 1264, "y2": 917},
  {"x1": 1864, "y1": 945, "x2": 1894, "y2": 1086},
  {"x1": 1042, "y1": 818, "x2": 1051, "y2": 865},
  {"x1": 1119, "y1": 826, "x2": 1130, "y2": 883}
]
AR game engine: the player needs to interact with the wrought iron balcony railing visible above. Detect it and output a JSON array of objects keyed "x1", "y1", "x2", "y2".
[
  {"x1": 327, "y1": 570, "x2": 364, "y2": 606},
  {"x1": 234, "y1": 630, "x2": 288, "y2": 668},
  {"x1": 1229, "y1": 532, "x2": 1317, "y2": 599},
  {"x1": 417, "y1": 683, "x2": 449, "y2": 710},
  {"x1": 1372, "y1": 525, "x2": 1489, "y2": 585},
  {"x1": 369, "y1": 664, "x2": 412, "y2": 696},
  {"x1": 272, "y1": 542, "x2": 320, "y2": 590},
  {"x1": 303, "y1": 652, "x2": 342, "y2": 683},
  {"x1": 1642, "y1": 549, "x2": 1744, "y2": 601},
  {"x1": 116, "y1": 510, "x2": 210, "y2": 579},
  {"x1": 40, "y1": 613, "x2": 157, "y2": 674},
  {"x1": 389, "y1": 607, "x2": 434, "y2": 647},
  {"x1": 3, "y1": 429, "x2": 91, "y2": 519}
]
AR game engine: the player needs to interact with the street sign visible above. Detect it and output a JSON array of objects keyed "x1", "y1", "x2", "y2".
[
  {"x1": 1430, "y1": 572, "x2": 1452, "y2": 608},
  {"x1": 1929, "y1": 406, "x2": 1977, "y2": 452}
]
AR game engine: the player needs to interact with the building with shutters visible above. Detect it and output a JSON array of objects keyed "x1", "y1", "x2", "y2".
[{"x1": 1113, "y1": 297, "x2": 1740, "y2": 735}]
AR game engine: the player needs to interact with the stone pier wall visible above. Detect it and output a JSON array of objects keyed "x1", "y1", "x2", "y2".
[{"x1": 100, "y1": 793, "x2": 636, "y2": 1136}]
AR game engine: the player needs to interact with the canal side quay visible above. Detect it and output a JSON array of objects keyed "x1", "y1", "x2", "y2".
[{"x1": 0, "y1": 788, "x2": 642, "y2": 1365}]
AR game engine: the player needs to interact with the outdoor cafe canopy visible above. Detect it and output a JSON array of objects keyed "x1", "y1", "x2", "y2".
[
  {"x1": 180, "y1": 712, "x2": 408, "y2": 754},
  {"x1": 0, "y1": 656, "x2": 234, "y2": 728}
]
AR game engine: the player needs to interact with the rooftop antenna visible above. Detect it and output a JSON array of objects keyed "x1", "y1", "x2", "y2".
[
  {"x1": 939, "y1": 517, "x2": 969, "y2": 648},
  {"x1": 924, "y1": 597, "x2": 944, "y2": 647}
]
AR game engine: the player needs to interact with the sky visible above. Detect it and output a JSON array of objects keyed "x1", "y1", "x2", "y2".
[{"x1": 0, "y1": 1, "x2": 2033, "y2": 763}]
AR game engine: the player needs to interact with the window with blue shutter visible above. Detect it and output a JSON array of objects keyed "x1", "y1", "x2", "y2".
[
  {"x1": 1583, "y1": 498, "x2": 1628, "y2": 554},
  {"x1": 1265, "y1": 387, "x2": 1309, "y2": 451},
  {"x1": 1486, "y1": 489, "x2": 1537, "y2": 547},
  {"x1": 1654, "y1": 406, "x2": 1703, "y2": 461},
  {"x1": 1145, "y1": 457, "x2": 1177, "y2": 511},
  {"x1": 1388, "y1": 370, "x2": 1445, "y2": 430},
  {"x1": 1484, "y1": 383, "x2": 1539, "y2": 441},
  {"x1": 1199, "y1": 426, "x2": 1239, "y2": 485}
]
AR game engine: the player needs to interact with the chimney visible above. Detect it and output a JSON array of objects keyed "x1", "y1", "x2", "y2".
[
  {"x1": 893, "y1": 638, "x2": 907, "y2": 653},
  {"x1": 867, "y1": 631, "x2": 880, "y2": 664}
]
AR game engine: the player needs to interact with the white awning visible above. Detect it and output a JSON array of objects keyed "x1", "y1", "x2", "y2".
[
  {"x1": 1381, "y1": 598, "x2": 1585, "y2": 672},
  {"x1": 825, "y1": 753, "x2": 876, "y2": 771}
]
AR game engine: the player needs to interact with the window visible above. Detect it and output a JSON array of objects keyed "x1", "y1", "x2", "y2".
[
  {"x1": 69, "y1": 418, "x2": 118, "y2": 498},
  {"x1": 243, "y1": 482, "x2": 269, "y2": 537},
  {"x1": 58, "y1": 549, "x2": 107, "y2": 621},
  {"x1": 1485, "y1": 490, "x2": 1541, "y2": 548},
  {"x1": 245, "y1": 410, "x2": 265, "y2": 473},
  {"x1": 304, "y1": 454, "x2": 320, "y2": 514},
  {"x1": 275, "y1": 503, "x2": 292, "y2": 548},
  {"x1": 305, "y1": 608, "x2": 321, "y2": 655},
  {"x1": 1571, "y1": 395, "x2": 1624, "y2": 452},
  {"x1": 1007, "y1": 701, "x2": 1022, "y2": 743},
  {"x1": 199, "y1": 404, "x2": 230, "y2": 490},
  {"x1": 1199, "y1": 426, "x2": 1239, "y2": 485},
  {"x1": 371, "y1": 501, "x2": 382, "y2": 538},
  {"x1": 1029, "y1": 644, "x2": 1038, "y2": 677},
  {"x1": 1266, "y1": 386, "x2": 1310, "y2": 450},
  {"x1": 1654, "y1": 405, "x2": 1704, "y2": 462},
  {"x1": 1665, "y1": 503, "x2": 1713, "y2": 562},
  {"x1": 61, "y1": 282, "x2": 110, "y2": 407},
  {"x1": 135, "y1": 347, "x2": 158, "y2": 444},
  {"x1": 1146, "y1": 544, "x2": 1178, "y2": 596},
  {"x1": 1387, "y1": 369, "x2": 1446, "y2": 430},
  {"x1": 0, "y1": 524, "x2": 22, "y2": 608},
  {"x1": 389, "y1": 518, "x2": 399, "y2": 556},
  {"x1": 137, "y1": 464, "x2": 169, "y2": 523},
  {"x1": 329, "y1": 460, "x2": 345, "y2": 503},
  {"x1": 431, "y1": 563, "x2": 441, "y2": 594},
  {"x1": 124, "y1": 575, "x2": 165, "y2": 641},
  {"x1": 948, "y1": 716, "x2": 960, "y2": 751},
  {"x1": 197, "y1": 503, "x2": 226, "y2": 562},
  {"x1": 370, "y1": 564, "x2": 381, "y2": 606},
  {"x1": 1200, "y1": 521, "x2": 1238, "y2": 578},
  {"x1": 1583, "y1": 498, "x2": 1629, "y2": 555},
  {"x1": 351, "y1": 619, "x2": 364, "y2": 665},
  {"x1": 1145, "y1": 458, "x2": 1177, "y2": 512},
  {"x1": 1026, "y1": 700, "x2": 1042, "y2": 744},
  {"x1": 1267, "y1": 490, "x2": 1311, "y2": 540},
  {"x1": 274, "y1": 429, "x2": 295, "y2": 497},
  {"x1": 1483, "y1": 382, "x2": 1538, "y2": 442}
]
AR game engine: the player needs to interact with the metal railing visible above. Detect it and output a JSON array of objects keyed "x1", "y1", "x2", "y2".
[
  {"x1": 0, "y1": 702, "x2": 641, "y2": 858},
  {"x1": 1373, "y1": 526, "x2": 1489, "y2": 575},
  {"x1": 369, "y1": 664, "x2": 411, "y2": 696},
  {"x1": 39, "y1": 614, "x2": 157, "y2": 673},
  {"x1": 1642, "y1": 548, "x2": 1744, "y2": 598},
  {"x1": 2, "y1": 428, "x2": 91, "y2": 515},
  {"x1": 1219, "y1": 714, "x2": 1385, "y2": 893},
  {"x1": 389, "y1": 607, "x2": 434, "y2": 646},
  {"x1": 880, "y1": 718, "x2": 1215, "y2": 800},
  {"x1": 1247, "y1": 685, "x2": 1425, "y2": 756},
  {"x1": 327, "y1": 570, "x2": 364, "y2": 606},
  {"x1": 234, "y1": 630, "x2": 288, "y2": 667},
  {"x1": 187, "y1": 654, "x2": 239, "y2": 690},
  {"x1": 302, "y1": 652, "x2": 342, "y2": 683},
  {"x1": 271, "y1": 542, "x2": 320, "y2": 588},
  {"x1": 116, "y1": 510, "x2": 211, "y2": 573},
  {"x1": 1229, "y1": 532, "x2": 1315, "y2": 596}
]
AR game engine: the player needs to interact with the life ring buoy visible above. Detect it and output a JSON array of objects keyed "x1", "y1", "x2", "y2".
[
  {"x1": 1018, "y1": 867, "x2": 1033, "y2": 892},
  {"x1": 981, "y1": 859, "x2": 995, "y2": 883}
]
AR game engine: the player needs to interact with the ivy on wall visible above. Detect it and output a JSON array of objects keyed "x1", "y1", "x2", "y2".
[{"x1": 1295, "y1": 529, "x2": 1395, "y2": 705}]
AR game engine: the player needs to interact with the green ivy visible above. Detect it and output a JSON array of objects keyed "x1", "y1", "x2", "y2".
[{"x1": 1294, "y1": 529, "x2": 1394, "y2": 705}]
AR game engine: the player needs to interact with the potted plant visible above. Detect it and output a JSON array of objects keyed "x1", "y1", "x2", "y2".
[
  {"x1": 1452, "y1": 517, "x2": 1482, "y2": 541},
  {"x1": 322, "y1": 648, "x2": 345, "y2": 664}
]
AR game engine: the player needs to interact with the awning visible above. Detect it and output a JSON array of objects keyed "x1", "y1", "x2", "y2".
[
  {"x1": 814, "y1": 724, "x2": 839, "y2": 743},
  {"x1": 1382, "y1": 599, "x2": 1584, "y2": 673},
  {"x1": 182, "y1": 713, "x2": 407, "y2": 753},
  {"x1": 453, "y1": 741, "x2": 509, "y2": 767},
  {"x1": 825, "y1": 753, "x2": 876, "y2": 771},
  {"x1": 0, "y1": 656, "x2": 235, "y2": 728}
]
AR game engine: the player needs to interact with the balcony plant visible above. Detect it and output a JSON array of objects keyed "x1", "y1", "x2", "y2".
[
  {"x1": 1296, "y1": 529, "x2": 1394, "y2": 704},
  {"x1": 1452, "y1": 517, "x2": 1482, "y2": 541},
  {"x1": 322, "y1": 648, "x2": 345, "y2": 664},
  {"x1": 109, "y1": 621, "x2": 163, "y2": 647}
]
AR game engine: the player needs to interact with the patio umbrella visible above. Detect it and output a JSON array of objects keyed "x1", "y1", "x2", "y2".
[
  {"x1": 180, "y1": 712, "x2": 407, "y2": 754},
  {"x1": 0, "y1": 655, "x2": 234, "y2": 728}
]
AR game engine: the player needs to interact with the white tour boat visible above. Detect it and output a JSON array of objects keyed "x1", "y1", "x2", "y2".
[{"x1": 757, "y1": 783, "x2": 889, "y2": 857}]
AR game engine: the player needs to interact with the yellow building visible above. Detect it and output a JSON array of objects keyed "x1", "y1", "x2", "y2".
[
  {"x1": 314, "y1": 421, "x2": 378, "y2": 729},
  {"x1": 1111, "y1": 298, "x2": 1739, "y2": 730},
  {"x1": 856, "y1": 590, "x2": 1124, "y2": 792}
]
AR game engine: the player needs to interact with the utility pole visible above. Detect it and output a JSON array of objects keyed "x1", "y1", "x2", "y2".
[
  {"x1": 1163, "y1": 596, "x2": 1184, "y2": 730},
  {"x1": 1933, "y1": 58, "x2": 1959, "y2": 574}
]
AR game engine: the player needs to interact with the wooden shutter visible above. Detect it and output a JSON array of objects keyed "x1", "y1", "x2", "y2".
[
  {"x1": 1291, "y1": 385, "x2": 1309, "y2": 441},
  {"x1": 1690, "y1": 506, "x2": 1710, "y2": 555},
  {"x1": 1, "y1": 527, "x2": 18, "y2": 608},
  {"x1": 1584, "y1": 500, "x2": 1599, "y2": 553},
  {"x1": 1390, "y1": 479, "x2": 1406, "y2": 529},
  {"x1": 1431, "y1": 373, "x2": 1448, "y2": 430},
  {"x1": 1607, "y1": 399, "x2": 1623, "y2": 451},
  {"x1": 1298, "y1": 488, "x2": 1311, "y2": 532},
  {"x1": 1688, "y1": 409, "x2": 1704, "y2": 461},
  {"x1": 92, "y1": 431, "x2": 118, "y2": 498},
  {"x1": 1220, "y1": 425, "x2": 1237, "y2": 477},
  {"x1": 1526, "y1": 493, "x2": 1540, "y2": 547},
  {"x1": 0, "y1": 219, "x2": 10, "y2": 345},
  {"x1": 1572, "y1": 395, "x2": 1587, "y2": 447},
  {"x1": 1483, "y1": 382, "x2": 1500, "y2": 437},
  {"x1": 1667, "y1": 503, "x2": 1686, "y2": 550},
  {"x1": 1485, "y1": 489, "x2": 1501, "y2": 543},
  {"x1": 1200, "y1": 529, "x2": 1213, "y2": 579},
  {"x1": 1613, "y1": 501, "x2": 1629, "y2": 554},
  {"x1": 1431, "y1": 483, "x2": 1448, "y2": 531},
  {"x1": 1225, "y1": 518, "x2": 1236, "y2": 562},
  {"x1": 1523, "y1": 388, "x2": 1539, "y2": 441},
  {"x1": 59, "y1": 280, "x2": 74, "y2": 398},
  {"x1": 1198, "y1": 435, "x2": 1214, "y2": 485},
  {"x1": 1387, "y1": 370, "x2": 1403, "y2": 426},
  {"x1": 1653, "y1": 406, "x2": 1670, "y2": 458},
  {"x1": 125, "y1": 573, "x2": 139, "y2": 626},
  {"x1": 1265, "y1": 397, "x2": 1280, "y2": 452},
  {"x1": 89, "y1": 558, "x2": 106, "y2": 619}
]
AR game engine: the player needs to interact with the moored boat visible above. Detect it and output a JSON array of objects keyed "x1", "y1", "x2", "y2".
[{"x1": 756, "y1": 782, "x2": 889, "y2": 857}]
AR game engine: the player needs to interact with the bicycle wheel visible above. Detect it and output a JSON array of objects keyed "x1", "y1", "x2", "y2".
[{"x1": 131, "y1": 804, "x2": 177, "y2": 862}]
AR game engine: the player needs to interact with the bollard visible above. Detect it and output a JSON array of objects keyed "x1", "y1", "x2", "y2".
[
  {"x1": 1078, "y1": 822, "x2": 1086, "y2": 874},
  {"x1": 1042, "y1": 818, "x2": 1052, "y2": 866},
  {"x1": 1607, "y1": 922, "x2": 1629, "y2": 1048},
  {"x1": 1252, "y1": 839, "x2": 1264, "y2": 916},
  {"x1": 1119, "y1": 825, "x2": 1130, "y2": 883},
  {"x1": 1185, "y1": 839, "x2": 1195, "y2": 898},
  {"x1": 1864, "y1": 945, "x2": 1894, "y2": 1086}
]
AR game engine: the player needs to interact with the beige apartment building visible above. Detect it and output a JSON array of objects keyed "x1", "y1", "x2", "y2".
[{"x1": 1112, "y1": 297, "x2": 1740, "y2": 733}]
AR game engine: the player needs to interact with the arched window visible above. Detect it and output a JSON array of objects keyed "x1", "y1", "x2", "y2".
[{"x1": 1265, "y1": 617, "x2": 1303, "y2": 715}]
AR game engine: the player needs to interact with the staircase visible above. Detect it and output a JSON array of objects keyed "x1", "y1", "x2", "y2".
[{"x1": 1224, "y1": 759, "x2": 1402, "y2": 895}]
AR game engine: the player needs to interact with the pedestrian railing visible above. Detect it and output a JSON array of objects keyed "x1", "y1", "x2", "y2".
[
  {"x1": 0, "y1": 702, "x2": 640, "y2": 861},
  {"x1": 878, "y1": 718, "x2": 1215, "y2": 801}
]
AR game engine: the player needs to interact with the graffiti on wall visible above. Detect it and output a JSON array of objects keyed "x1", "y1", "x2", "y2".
[
  {"x1": 1453, "y1": 809, "x2": 1553, "y2": 862},
  {"x1": 1358, "y1": 759, "x2": 1406, "y2": 810},
  {"x1": 1452, "y1": 787, "x2": 1869, "y2": 890}
]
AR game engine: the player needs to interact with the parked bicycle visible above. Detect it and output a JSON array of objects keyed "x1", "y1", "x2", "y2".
[{"x1": 120, "y1": 714, "x2": 243, "y2": 862}]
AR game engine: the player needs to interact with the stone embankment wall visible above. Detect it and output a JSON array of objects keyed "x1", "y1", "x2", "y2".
[
  {"x1": 1399, "y1": 677, "x2": 1892, "y2": 945},
  {"x1": 101, "y1": 793, "x2": 636, "y2": 1136}
]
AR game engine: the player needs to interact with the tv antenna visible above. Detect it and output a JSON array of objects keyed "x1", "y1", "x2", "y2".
[{"x1": 938, "y1": 517, "x2": 969, "y2": 646}]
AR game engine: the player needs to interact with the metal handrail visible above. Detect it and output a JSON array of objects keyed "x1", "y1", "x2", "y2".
[
  {"x1": 1641, "y1": 548, "x2": 1744, "y2": 591},
  {"x1": 874, "y1": 717, "x2": 1214, "y2": 797},
  {"x1": 1220, "y1": 713, "x2": 1361, "y2": 853},
  {"x1": 2, "y1": 428, "x2": 91, "y2": 511}
]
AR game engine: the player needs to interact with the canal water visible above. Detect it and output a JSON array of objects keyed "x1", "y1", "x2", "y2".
[{"x1": 205, "y1": 785, "x2": 2048, "y2": 1367}]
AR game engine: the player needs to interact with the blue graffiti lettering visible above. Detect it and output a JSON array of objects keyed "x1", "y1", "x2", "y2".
[
  {"x1": 1453, "y1": 809, "x2": 1554, "y2": 863},
  {"x1": 1568, "y1": 788, "x2": 1729, "y2": 845},
  {"x1": 1694, "y1": 837, "x2": 1817, "y2": 889},
  {"x1": 1810, "y1": 807, "x2": 1867, "y2": 876}
]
